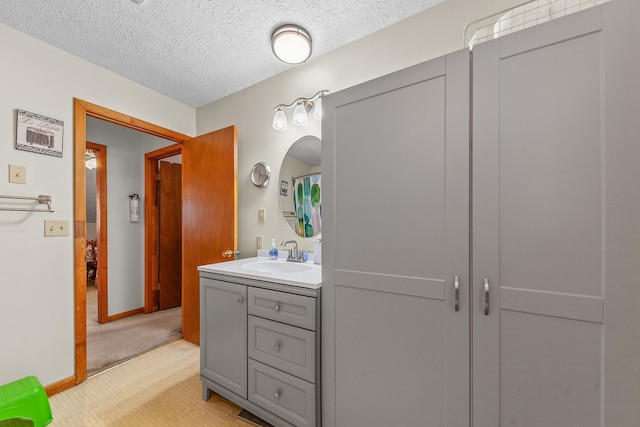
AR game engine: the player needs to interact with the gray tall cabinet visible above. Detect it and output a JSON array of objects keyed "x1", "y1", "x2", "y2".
[{"x1": 322, "y1": 1, "x2": 640, "y2": 426}]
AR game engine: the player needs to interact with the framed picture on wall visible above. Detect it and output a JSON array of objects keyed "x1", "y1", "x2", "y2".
[
  {"x1": 280, "y1": 180, "x2": 288, "y2": 196},
  {"x1": 15, "y1": 109, "x2": 64, "y2": 158}
]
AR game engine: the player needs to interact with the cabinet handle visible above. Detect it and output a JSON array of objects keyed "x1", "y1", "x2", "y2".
[
  {"x1": 454, "y1": 275, "x2": 460, "y2": 312},
  {"x1": 274, "y1": 390, "x2": 282, "y2": 400},
  {"x1": 237, "y1": 295, "x2": 245, "y2": 304},
  {"x1": 273, "y1": 303, "x2": 280, "y2": 312},
  {"x1": 484, "y1": 278, "x2": 490, "y2": 315},
  {"x1": 273, "y1": 342, "x2": 281, "y2": 352}
]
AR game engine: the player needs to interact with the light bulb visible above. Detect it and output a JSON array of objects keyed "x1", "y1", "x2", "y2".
[
  {"x1": 313, "y1": 97, "x2": 323, "y2": 120},
  {"x1": 292, "y1": 102, "x2": 308, "y2": 126},
  {"x1": 272, "y1": 107, "x2": 288, "y2": 131}
]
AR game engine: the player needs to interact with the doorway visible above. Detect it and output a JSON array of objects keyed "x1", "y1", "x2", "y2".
[
  {"x1": 144, "y1": 146, "x2": 183, "y2": 313},
  {"x1": 74, "y1": 98, "x2": 238, "y2": 386},
  {"x1": 74, "y1": 99, "x2": 189, "y2": 384},
  {"x1": 86, "y1": 142, "x2": 108, "y2": 323}
]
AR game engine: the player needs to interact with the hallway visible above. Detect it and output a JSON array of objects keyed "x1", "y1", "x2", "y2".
[{"x1": 86, "y1": 285, "x2": 182, "y2": 376}]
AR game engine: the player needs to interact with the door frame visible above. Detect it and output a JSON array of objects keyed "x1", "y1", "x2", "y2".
[
  {"x1": 144, "y1": 145, "x2": 183, "y2": 313},
  {"x1": 73, "y1": 98, "x2": 189, "y2": 384},
  {"x1": 86, "y1": 141, "x2": 109, "y2": 324}
]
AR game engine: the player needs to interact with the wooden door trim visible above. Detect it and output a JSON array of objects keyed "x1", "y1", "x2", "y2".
[
  {"x1": 74, "y1": 98, "x2": 188, "y2": 386},
  {"x1": 145, "y1": 144, "x2": 182, "y2": 313},
  {"x1": 86, "y1": 142, "x2": 109, "y2": 324}
]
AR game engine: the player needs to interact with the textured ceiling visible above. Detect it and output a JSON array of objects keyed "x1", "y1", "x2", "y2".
[{"x1": 0, "y1": 0, "x2": 445, "y2": 108}]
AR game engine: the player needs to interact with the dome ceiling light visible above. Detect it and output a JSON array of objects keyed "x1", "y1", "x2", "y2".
[{"x1": 271, "y1": 24, "x2": 312, "y2": 64}]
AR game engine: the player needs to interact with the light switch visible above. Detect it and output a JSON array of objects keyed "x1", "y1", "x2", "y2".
[
  {"x1": 44, "y1": 220, "x2": 69, "y2": 237},
  {"x1": 9, "y1": 165, "x2": 27, "y2": 184},
  {"x1": 256, "y1": 235, "x2": 263, "y2": 250},
  {"x1": 258, "y1": 208, "x2": 266, "y2": 223}
]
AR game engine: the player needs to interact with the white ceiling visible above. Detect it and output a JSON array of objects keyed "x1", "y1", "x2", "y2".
[{"x1": 0, "y1": 0, "x2": 446, "y2": 108}]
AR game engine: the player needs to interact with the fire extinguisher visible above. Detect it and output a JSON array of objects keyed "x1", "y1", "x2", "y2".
[{"x1": 129, "y1": 194, "x2": 140, "y2": 223}]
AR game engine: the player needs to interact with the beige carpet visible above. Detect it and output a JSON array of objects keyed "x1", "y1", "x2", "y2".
[
  {"x1": 87, "y1": 286, "x2": 183, "y2": 376},
  {"x1": 49, "y1": 339, "x2": 257, "y2": 426}
]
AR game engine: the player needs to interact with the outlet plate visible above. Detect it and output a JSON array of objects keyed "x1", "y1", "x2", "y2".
[
  {"x1": 44, "y1": 220, "x2": 69, "y2": 237},
  {"x1": 9, "y1": 165, "x2": 26, "y2": 184},
  {"x1": 256, "y1": 235, "x2": 263, "y2": 250}
]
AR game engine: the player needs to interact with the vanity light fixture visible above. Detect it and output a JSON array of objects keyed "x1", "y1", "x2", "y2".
[
  {"x1": 272, "y1": 90, "x2": 329, "y2": 131},
  {"x1": 271, "y1": 24, "x2": 312, "y2": 64}
]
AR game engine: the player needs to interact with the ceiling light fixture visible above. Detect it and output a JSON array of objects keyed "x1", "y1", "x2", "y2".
[
  {"x1": 85, "y1": 150, "x2": 97, "y2": 169},
  {"x1": 271, "y1": 24, "x2": 312, "y2": 64},
  {"x1": 272, "y1": 90, "x2": 329, "y2": 131}
]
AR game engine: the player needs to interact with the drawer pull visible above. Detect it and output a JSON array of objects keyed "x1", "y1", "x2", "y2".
[
  {"x1": 274, "y1": 390, "x2": 282, "y2": 400},
  {"x1": 237, "y1": 295, "x2": 245, "y2": 304},
  {"x1": 273, "y1": 342, "x2": 282, "y2": 352},
  {"x1": 273, "y1": 303, "x2": 281, "y2": 312}
]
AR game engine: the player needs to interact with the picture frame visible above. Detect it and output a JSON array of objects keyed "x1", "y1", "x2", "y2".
[
  {"x1": 280, "y1": 180, "x2": 288, "y2": 196},
  {"x1": 16, "y1": 109, "x2": 64, "y2": 158}
]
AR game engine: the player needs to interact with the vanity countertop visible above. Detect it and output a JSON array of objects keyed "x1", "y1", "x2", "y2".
[{"x1": 198, "y1": 256, "x2": 321, "y2": 289}]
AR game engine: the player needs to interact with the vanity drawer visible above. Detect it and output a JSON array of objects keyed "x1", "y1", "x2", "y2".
[
  {"x1": 248, "y1": 359, "x2": 316, "y2": 427},
  {"x1": 248, "y1": 287, "x2": 316, "y2": 330},
  {"x1": 248, "y1": 316, "x2": 316, "y2": 383}
]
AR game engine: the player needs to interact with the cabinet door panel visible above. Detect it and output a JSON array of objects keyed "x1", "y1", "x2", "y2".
[
  {"x1": 200, "y1": 278, "x2": 247, "y2": 398},
  {"x1": 499, "y1": 311, "x2": 602, "y2": 427},
  {"x1": 335, "y1": 286, "x2": 448, "y2": 426},
  {"x1": 322, "y1": 49, "x2": 470, "y2": 427},
  {"x1": 472, "y1": 6, "x2": 607, "y2": 427}
]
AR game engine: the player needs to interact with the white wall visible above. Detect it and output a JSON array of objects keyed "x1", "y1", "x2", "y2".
[
  {"x1": 0, "y1": 23, "x2": 194, "y2": 387},
  {"x1": 86, "y1": 118, "x2": 174, "y2": 315},
  {"x1": 196, "y1": 0, "x2": 525, "y2": 255},
  {"x1": 0, "y1": 0, "x2": 527, "y2": 388}
]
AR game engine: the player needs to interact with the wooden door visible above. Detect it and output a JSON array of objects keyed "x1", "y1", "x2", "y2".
[
  {"x1": 182, "y1": 126, "x2": 237, "y2": 344},
  {"x1": 472, "y1": 2, "x2": 640, "y2": 425},
  {"x1": 322, "y1": 50, "x2": 470, "y2": 427},
  {"x1": 158, "y1": 161, "x2": 182, "y2": 310}
]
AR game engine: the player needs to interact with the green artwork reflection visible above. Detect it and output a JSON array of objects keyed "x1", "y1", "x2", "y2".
[{"x1": 293, "y1": 174, "x2": 321, "y2": 237}]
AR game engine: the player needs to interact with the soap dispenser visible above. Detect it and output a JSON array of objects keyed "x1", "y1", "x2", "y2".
[
  {"x1": 314, "y1": 233, "x2": 322, "y2": 265},
  {"x1": 269, "y1": 239, "x2": 279, "y2": 260}
]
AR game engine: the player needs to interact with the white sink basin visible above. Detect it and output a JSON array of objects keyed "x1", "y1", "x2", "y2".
[
  {"x1": 199, "y1": 257, "x2": 321, "y2": 288},
  {"x1": 241, "y1": 261, "x2": 312, "y2": 274}
]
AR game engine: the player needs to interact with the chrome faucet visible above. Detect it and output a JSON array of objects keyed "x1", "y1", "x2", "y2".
[{"x1": 281, "y1": 240, "x2": 303, "y2": 262}]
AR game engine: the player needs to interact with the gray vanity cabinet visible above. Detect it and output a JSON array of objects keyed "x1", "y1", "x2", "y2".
[
  {"x1": 200, "y1": 278, "x2": 247, "y2": 398},
  {"x1": 322, "y1": 1, "x2": 640, "y2": 426},
  {"x1": 200, "y1": 272, "x2": 321, "y2": 427}
]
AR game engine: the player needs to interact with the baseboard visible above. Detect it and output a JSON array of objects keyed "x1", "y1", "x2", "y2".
[
  {"x1": 107, "y1": 307, "x2": 144, "y2": 322},
  {"x1": 45, "y1": 375, "x2": 75, "y2": 397}
]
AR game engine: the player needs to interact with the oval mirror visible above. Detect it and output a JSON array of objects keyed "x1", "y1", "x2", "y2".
[{"x1": 279, "y1": 135, "x2": 321, "y2": 238}]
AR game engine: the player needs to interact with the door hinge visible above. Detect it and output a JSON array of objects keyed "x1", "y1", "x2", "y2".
[
  {"x1": 156, "y1": 173, "x2": 161, "y2": 181},
  {"x1": 156, "y1": 282, "x2": 161, "y2": 291}
]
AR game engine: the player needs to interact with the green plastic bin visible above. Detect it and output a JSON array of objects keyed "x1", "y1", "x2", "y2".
[{"x1": 0, "y1": 377, "x2": 52, "y2": 427}]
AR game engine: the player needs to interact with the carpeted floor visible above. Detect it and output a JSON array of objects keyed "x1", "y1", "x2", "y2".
[
  {"x1": 50, "y1": 339, "x2": 261, "y2": 426},
  {"x1": 87, "y1": 286, "x2": 183, "y2": 376}
]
